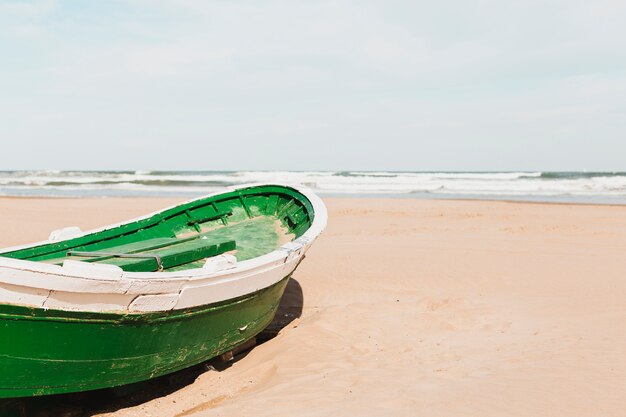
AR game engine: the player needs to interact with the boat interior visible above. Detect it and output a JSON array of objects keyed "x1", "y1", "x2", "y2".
[{"x1": 0, "y1": 186, "x2": 314, "y2": 273}]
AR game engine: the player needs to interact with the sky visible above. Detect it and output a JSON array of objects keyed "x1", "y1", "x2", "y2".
[{"x1": 0, "y1": 0, "x2": 625, "y2": 171}]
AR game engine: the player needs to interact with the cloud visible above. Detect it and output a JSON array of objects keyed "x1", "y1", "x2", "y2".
[{"x1": 1, "y1": 0, "x2": 625, "y2": 170}]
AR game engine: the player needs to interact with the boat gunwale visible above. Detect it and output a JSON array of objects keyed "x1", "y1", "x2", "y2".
[{"x1": 0, "y1": 183, "x2": 327, "y2": 280}]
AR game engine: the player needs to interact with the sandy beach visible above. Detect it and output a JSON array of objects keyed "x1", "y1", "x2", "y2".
[{"x1": 1, "y1": 196, "x2": 626, "y2": 416}]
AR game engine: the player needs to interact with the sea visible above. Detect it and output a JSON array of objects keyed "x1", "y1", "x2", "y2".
[{"x1": 1, "y1": 170, "x2": 626, "y2": 204}]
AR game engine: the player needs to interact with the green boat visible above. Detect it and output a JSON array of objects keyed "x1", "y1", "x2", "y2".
[{"x1": 0, "y1": 183, "x2": 326, "y2": 398}]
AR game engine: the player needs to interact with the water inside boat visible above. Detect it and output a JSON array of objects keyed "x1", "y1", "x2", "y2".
[{"x1": 0, "y1": 186, "x2": 314, "y2": 273}]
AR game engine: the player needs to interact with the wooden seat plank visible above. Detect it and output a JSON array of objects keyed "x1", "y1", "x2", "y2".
[
  {"x1": 43, "y1": 237, "x2": 194, "y2": 265},
  {"x1": 76, "y1": 239, "x2": 236, "y2": 272}
]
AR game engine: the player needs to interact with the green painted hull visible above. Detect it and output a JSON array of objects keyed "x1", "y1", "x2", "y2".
[{"x1": 0, "y1": 277, "x2": 289, "y2": 398}]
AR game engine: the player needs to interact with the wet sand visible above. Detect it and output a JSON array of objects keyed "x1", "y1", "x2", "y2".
[{"x1": 1, "y1": 197, "x2": 625, "y2": 416}]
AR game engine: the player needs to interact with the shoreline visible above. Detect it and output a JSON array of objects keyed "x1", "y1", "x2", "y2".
[
  {"x1": 2, "y1": 170, "x2": 625, "y2": 205},
  {"x1": 0, "y1": 194, "x2": 625, "y2": 208}
]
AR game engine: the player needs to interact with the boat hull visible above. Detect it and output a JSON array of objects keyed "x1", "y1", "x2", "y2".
[
  {"x1": 0, "y1": 277, "x2": 289, "y2": 398},
  {"x1": 0, "y1": 183, "x2": 328, "y2": 399}
]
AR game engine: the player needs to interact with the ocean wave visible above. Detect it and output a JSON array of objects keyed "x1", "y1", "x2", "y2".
[
  {"x1": 539, "y1": 171, "x2": 626, "y2": 179},
  {"x1": 0, "y1": 171, "x2": 625, "y2": 199}
]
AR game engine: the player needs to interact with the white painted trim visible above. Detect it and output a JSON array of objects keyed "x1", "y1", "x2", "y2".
[{"x1": 0, "y1": 183, "x2": 327, "y2": 313}]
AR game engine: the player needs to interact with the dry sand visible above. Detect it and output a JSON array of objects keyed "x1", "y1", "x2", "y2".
[{"x1": 1, "y1": 197, "x2": 626, "y2": 416}]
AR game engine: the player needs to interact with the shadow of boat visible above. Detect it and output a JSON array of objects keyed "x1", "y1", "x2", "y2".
[{"x1": 0, "y1": 278, "x2": 303, "y2": 417}]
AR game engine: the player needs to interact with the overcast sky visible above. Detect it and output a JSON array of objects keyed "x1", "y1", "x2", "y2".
[{"x1": 1, "y1": 0, "x2": 625, "y2": 171}]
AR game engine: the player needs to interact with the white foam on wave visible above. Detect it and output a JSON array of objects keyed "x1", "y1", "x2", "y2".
[{"x1": 1, "y1": 171, "x2": 626, "y2": 198}]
